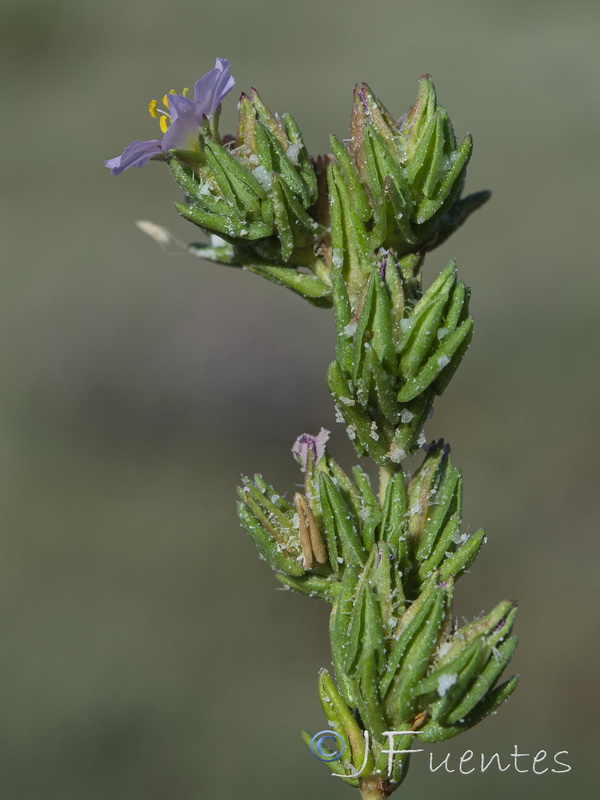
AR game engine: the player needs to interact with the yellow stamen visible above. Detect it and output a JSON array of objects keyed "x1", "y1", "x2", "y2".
[
  {"x1": 162, "y1": 90, "x2": 176, "y2": 108},
  {"x1": 149, "y1": 87, "x2": 189, "y2": 132}
]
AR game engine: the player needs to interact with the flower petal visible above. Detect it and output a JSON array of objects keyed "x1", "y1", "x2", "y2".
[
  {"x1": 292, "y1": 428, "x2": 330, "y2": 472},
  {"x1": 193, "y1": 57, "x2": 235, "y2": 116},
  {"x1": 166, "y1": 93, "x2": 196, "y2": 122},
  {"x1": 104, "y1": 139, "x2": 163, "y2": 175},
  {"x1": 161, "y1": 109, "x2": 203, "y2": 153}
]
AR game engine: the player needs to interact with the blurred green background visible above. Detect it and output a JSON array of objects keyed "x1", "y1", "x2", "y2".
[{"x1": 1, "y1": 0, "x2": 598, "y2": 798}]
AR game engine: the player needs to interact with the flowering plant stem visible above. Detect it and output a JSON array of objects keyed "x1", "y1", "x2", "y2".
[{"x1": 107, "y1": 59, "x2": 519, "y2": 798}]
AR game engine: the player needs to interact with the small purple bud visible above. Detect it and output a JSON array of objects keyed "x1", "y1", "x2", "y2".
[
  {"x1": 379, "y1": 250, "x2": 389, "y2": 280},
  {"x1": 292, "y1": 428, "x2": 330, "y2": 472},
  {"x1": 493, "y1": 611, "x2": 514, "y2": 633}
]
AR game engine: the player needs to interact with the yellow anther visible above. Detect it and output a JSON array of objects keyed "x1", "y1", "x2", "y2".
[
  {"x1": 182, "y1": 87, "x2": 189, "y2": 97},
  {"x1": 159, "y1": 115, "x2": 169, "y2": 134},
  {"x1": 162, "y1": 90, "x2": 176, "y2": 108},
  {"x1": 148, "y1": 99, "x2": 158, "y2": 118}
]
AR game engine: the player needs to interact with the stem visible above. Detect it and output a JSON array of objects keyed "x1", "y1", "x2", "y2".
[
  {"x1": 378, "y1": 463, "x2": 395, "y2": 506},
  {"x1": 359, "y1": 776, "x2": 392, "y2": 800}
]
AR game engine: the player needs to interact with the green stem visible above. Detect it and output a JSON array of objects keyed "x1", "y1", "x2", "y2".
[
  {"x1": 378, "y1": 463, "x2": 395, "y2": 506},
  {"x1": 359, "y1": 776, "x2": 391, "y2": 800}
]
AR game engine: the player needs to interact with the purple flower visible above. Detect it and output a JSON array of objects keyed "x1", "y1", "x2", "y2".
[
  {"x1": 292, "y1": 428, "x2": 330, "y2": 472},
  {"x1": 105, "y1": 58, "x2": 235, "y2": 176}
]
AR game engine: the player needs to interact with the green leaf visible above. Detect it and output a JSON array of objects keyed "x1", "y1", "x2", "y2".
[
  {"x1": 259, "y1": 120, "x2": 311, "y2": 206},
  {"x1": 397, "y1": 318, "x2": 473, "y2": 402},
  {"x1": 417, "y1": 510, "x2": 461, "y2": 581},
  {"x1": 433, "y1": 315, "x2": 474, "y2": 396},
  {"x1": 328, "y1": 164, "x2": 373, "y2": 305},
  {"x1": 399, "y1": 75, "x2": 438, "y2": 161},
  {"x1": 204, "y1": 138, "x2": 267, "y2": 211},
  {"x1": 351, "y1": 274, "x2": 376, "y2": 383},
  {"x1": 418, "y1": 675, "x2": 519, "y2": 742},
  {"x1": 406, "y1": 442, "x2": 448, "y2": 540},
  {"x1": 243, "y1": 263, "x2": 332, "y2": 304},
  {"x1": 380, "y1": 582, "x2": 442, "y2": 697},
  {"x1": 414, "y1": 639, "x2": 484, "y2": 697},
  {"x1": 237, "y1": 500, "x2": 304, "y2": 576},
  {"x1": 383, "y1": 583, "x2": 447, "y2": 724},
  {"x1": 370, "y1": 127, "x2": 412, "y2": 203},
  {"x1": 396, "y1": 260, "x2": 456, "y2": 352},
  {"x1": 284, "y1": 113, "x2": 318, "y2": 204},
  {"x1": 276, "y1": 572, "x2": 337, "y2": 600},
  {"x1": 372, "y1": 272, "x2": 397, "y2": 371},
  {"x1": 399, "y1": 295, "x2": 449, "y2": 380},
  {"x1": 175, "y1": 202, "x2": 272, "y2": 240},
  {"x1": 270, "y1": 177, "x2": 294, "y2": 261},
  {"x1": 416, "y1": 133, "x2": 472, "y2": 223},
  {"x1": 330, "y1": 134, "x2": 372, "y2": 222},
  {"x1": 317, "y1": 669, "x2": 373, "y2": 777},
  {"x1": 359, "y1": 347, "x2": 399, "y2": 425},
  {"x1": 426, "y1": 641, "x2": 489, "y2": 722},
  {"x1": 405, "y1": 110, "x2": 444, "y2": 198},
  {"x1": 326, "y1": 361, "x2": 391, "y2": 465},
  {"x1": 330, "y1": 566, "x2": 360, "y2": 704},
  {"x1": 332, "y1": 273, "x2": 354, "y2": 373},
  {"x1": 439, "y1": 527, "x2": 486, "y2": 582},
  {"x1": 373, "y1": 541, "x2": 400, "y2": 634},
  {"x1": 415, "y1": 463, "x2": 461, "y2": 563},
  {"x1": 446, "y1": 635, "x2": 518, "y2": 724},
  {"x1": 380, "y1": 468, "x2": 409, "y2": 571},
  {"x1": 320, "y1": 473, "x2": 366, "y2": 568}
]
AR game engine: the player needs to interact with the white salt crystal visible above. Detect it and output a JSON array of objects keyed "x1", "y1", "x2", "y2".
[
  {"x1": 437, "y1": 673, "x2": 457, "y2": 697},
  {"x1": 286, "y1": 142, "x2": 301, "y2": 165},
  {"x1": 388, "y1": 444, "x2": 407, "y2": 463},
  {"x1": 252, "y1": 166, "x2": 273, "y2": 190}
]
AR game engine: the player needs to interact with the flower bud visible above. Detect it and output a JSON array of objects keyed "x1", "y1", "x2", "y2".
[{"x1": 336, "y1": 76, "x2": 489, "y2": 258}]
